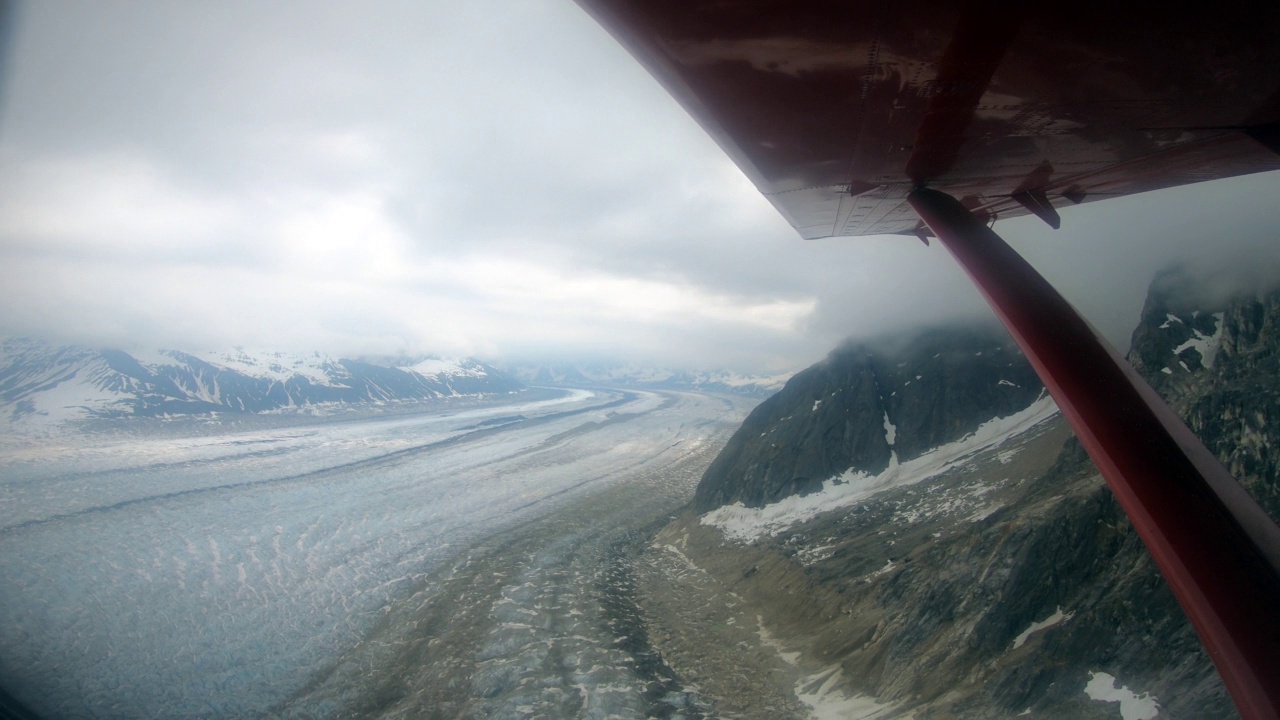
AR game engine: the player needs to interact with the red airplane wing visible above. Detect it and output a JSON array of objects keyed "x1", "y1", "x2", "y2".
[
  {"x1": 575, "y1": 0, "x2": 1280, "y2": 239},
  {"x1": 575, "y1": 3, "x2": 1280, "y2": 718}
]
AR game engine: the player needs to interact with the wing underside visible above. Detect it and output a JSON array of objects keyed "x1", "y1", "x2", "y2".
[{"x1": 576, "y1": 1, "x2": 1280, "y2": 239}]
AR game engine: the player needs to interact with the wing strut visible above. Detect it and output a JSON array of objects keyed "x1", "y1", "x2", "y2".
[{"x1": 909, "y1": 187, "x2": 1280, "y2": 720}]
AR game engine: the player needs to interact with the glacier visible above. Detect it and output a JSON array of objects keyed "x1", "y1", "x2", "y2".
[{"x1": 0, "y1": 387, "x2": 752, "y2": 718}]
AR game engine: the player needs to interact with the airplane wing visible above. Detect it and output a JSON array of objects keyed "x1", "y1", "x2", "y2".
[{"x1": 574, "y1": 0, "x2": 1280, "y2": 239}]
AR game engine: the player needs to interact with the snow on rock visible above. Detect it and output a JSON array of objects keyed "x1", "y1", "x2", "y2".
[
  {"x1": 755, "y1": 617, "x2": 901, "y2": 720},
  {"x1": 23, "y1": 362, "x2": 135, "y2": 424},
  {"x1": 757, "y1": 615, "x2": 802, "y2": 666},
  {"x1": 701, "y1": 395, "x2": 1060, "y2": 542},
  {"x1": 1011, "y1": 607, "x2": 1074, "y2": 650},
  {"x1": 1084, "y1": 672, "x2": 1160, "y2": 720},
  {"x1": 399, "y1": 356, "x2": 487, "y2": 379},
  {"x1": 0, "y1": 342, "x2": 133, "y2": 424},
  {"x1": 185, "y1": 348, "x2": 341, "y2": 386},
  {"x1": 1, "y1": 338, "x2": 522, "y2": 426},
  {"x1": 795, "y1": 665, "x2": 901, "y2": 720},
  {"x1": 865, "y1": 559, "x2": 896, "y2": 581},
  {"x1": 1172, "y1": 312, "x2": 1224, "y2": 369}
]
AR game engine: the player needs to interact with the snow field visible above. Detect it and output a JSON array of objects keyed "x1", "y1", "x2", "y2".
[{"x1": 702, "y1": 395, "x2": 1061, "y2": 541}]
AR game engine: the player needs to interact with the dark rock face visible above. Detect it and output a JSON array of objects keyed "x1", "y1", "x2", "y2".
[
  {"x1": 0, "y1": 339, "x2": 524, "y2": 421},
  {"x1": 1129, "y1": 266, "x2": 1280, "y2": 521},
  {"x1": 693, "y1": 324, "x2": 1043, "y2": 512},
  {"x1": 666, "y1": 270, "x2": 1280, "y2": 718}
]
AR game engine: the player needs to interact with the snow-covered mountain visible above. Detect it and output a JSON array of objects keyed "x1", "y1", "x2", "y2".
[
  {"x1": 0, "y1": 339, "x2": 523, "y2": 425},
  {"x1": 503, "y1": 361, "x2": 790, "y2": 398}
]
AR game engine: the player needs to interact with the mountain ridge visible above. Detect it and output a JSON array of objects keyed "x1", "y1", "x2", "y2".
[
  {"x1": 694, "y1": 323, "x2": 1044, "y2": 513},
  {"x1": 0, "y1": 338, "x2": 524, "y2": 425}
]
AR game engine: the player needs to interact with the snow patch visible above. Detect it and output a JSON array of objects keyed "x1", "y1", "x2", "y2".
[
  {"x1": 1084, "y1": 672, "x2": 1159, "y2": 720},
  {"x1": 1158, "y1": 313, "x2": 1184, "y2": 329},
  {"x1": 185, "y1": 348, "x2": 339, "y2": 386},
  {"x1": 967, "y1": 504, "x2": 1002, "y2": 522},
  {"x1": 658, "y1": 544, "x2": 700, "y2": 573},
  {"x1": 702, "y1": 395, "x2": 1060, "y2": 541},
  {"x1": 1011, "y1": 607, "x2": 1074, "y2": 650},
  {"x1": 882, "y1": 412, "x2": 897, "y2": 447},
  {"x1": 401, "y1": 357, "x2": 485, "y2": 379},
  {"x1": 865, "y1": 559, "x2": 896, "y2": 582},
  {"x1": 756, "y1": 616, "x2": 801, "y2": 666},
  {"x1": 758, "y1": 619, "x2": 904, "y2": 720},
  {"x1": 1172, "y1": 312, "x2": 1224, "y2": 369},
  {"x1": 24, "y1": 364, "x2": 134, "y2": 423},
  {"x1": 796, "y1": 665, "x2": 902, "y2": 720},
  {"x1": 797, "y1": 543, "x2": 837, "y2": 566}
]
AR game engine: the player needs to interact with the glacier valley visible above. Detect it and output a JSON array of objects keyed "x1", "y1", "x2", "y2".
[{"x1": 0, "y1": 388, "x2": 756, "y2": 718}]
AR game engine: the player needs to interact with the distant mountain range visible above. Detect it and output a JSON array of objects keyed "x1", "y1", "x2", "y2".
[
  {"x1": 0, "y1": 340, "x2": 524, "y2": 425},
  {"x1": 0, "y1": 341, "x2": 794, "y2": 429},
  {"x1": 501, "y1": 361, "x2": 791, "y2": 398}
]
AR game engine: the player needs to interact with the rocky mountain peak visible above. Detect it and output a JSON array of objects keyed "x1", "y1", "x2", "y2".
[
  {"x1": 0, "y1": 338, "x2": 525, "y2": 426},
  {"x1": 693, "y1": 323, "x2": 1043, "y2": 513},
  {"x1": 1128, "y1": 266, "x2": 1229, "y2": 398},
  {"x1": 1128, "y1": 271, "x2": 1280, "y2": 520}
]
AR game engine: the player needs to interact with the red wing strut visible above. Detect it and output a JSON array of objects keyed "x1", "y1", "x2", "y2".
[{"x1": 911, "y1": 187, "x2": 1280, "y2": 719}]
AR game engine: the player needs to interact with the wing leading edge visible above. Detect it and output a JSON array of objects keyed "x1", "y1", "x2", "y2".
[{"x1": 575, "y1": 0, "x2": 1280, "y2": 239}]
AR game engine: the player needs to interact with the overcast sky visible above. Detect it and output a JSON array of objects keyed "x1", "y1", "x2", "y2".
[{"x1": 2, "y1": 1, "x2": 1278, "y2": 374}]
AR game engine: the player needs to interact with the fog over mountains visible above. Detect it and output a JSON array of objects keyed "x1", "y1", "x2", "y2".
[
  {"x1": 633, "y1": 268, "x2": 1280, "y2": 718},
  {"x1": 500, "y1": 360, "x2": 790, "y2": 398}
]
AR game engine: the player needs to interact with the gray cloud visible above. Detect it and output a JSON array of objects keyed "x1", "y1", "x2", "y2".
[{"x1": 2, "y1": 0, "x2": 1279, "y2": 374}]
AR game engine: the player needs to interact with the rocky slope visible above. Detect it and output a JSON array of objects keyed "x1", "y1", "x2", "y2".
[
  {"x1": 638, "y1": 274, "x2": 1280, "y2": 719},
  {"x1": 0, "y1": 339, "x2": 523, "y2": 426},
  {"x1": 694, "y1": 325, "x2": 1043, "y2": 512},
  {"x1": 1128, "y1": 266, "x2": 1280, "y2": 520}
]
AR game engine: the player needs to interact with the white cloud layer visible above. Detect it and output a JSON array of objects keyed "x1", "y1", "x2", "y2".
[{"x1": 1, "y1": 1, "x2": 1278, "y2": 373}]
